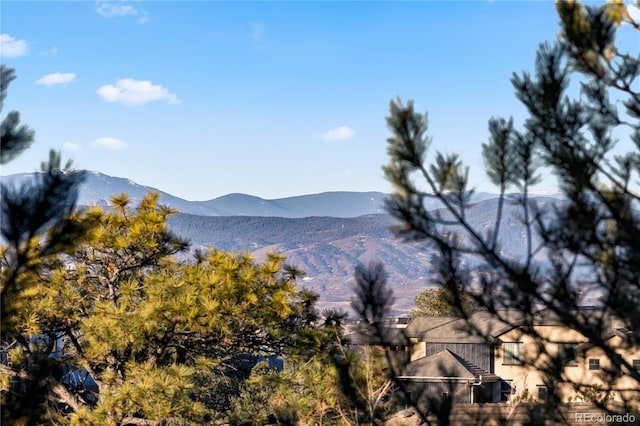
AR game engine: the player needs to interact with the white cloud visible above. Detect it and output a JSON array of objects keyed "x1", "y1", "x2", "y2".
[
  {"x1": 93, "y1": 137, "x2": 127, "y2": 151},
  {"x1": 628, "y1": 4, "x2": 640, "y2": 22},
  {"x1": 0, "y1": 34, "x2": 28, "y2": 58},
  {"x1": 63, "y1": 142, "x2": 82, "y2": 152},
  {"x1": 39, "y1": 47, "x2": 58, "y2": 56},
  {"x1": 315, "y1": 125, "x2": 355, "y2": 142},
  {"x1": 96, "y1": 78, "x2": 180, "y2": 106},
  {"x1": 138, "y1": 11, "x2": 150, "y2": 24},
  {"x1": 96, "y1": 1, "x2": 149, "y2": 23},
  {"x1": 251, "y1": 23, "x2": 265, "y2": 41},
  {"x1": 36, "y1": 72, "x2": 76, "y2": 87},
  {"x1": 96, "y1": 2, "x2": 137, "y2": 17}
]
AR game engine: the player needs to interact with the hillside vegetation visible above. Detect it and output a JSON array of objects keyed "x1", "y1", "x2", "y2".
[{"x1": 168, "y1": 197, "x2": 563, "y2": 314}]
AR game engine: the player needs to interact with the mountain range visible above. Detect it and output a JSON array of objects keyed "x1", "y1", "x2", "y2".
[
  {"x1": 1, "y1": 171, "x2": 563, "y2": 315},
  {"x1": 1, "y1": 171, "x2": 510, "y2": 218},
  {"x1": 1, "y1": 171, "x2": 391, "y2": 217},
  {"x1": 168, "y1": 198, "x2": 565, "y2": 315}
]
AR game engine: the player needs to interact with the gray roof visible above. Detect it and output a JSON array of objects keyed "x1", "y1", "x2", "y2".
[
  {"x1": 400, "y1": 349, "x2": 499, "y2": 382},
  {"x1": 347, "y1": 309, "x2": 628, "y2": 347},
  {"x1": 405, "y1": 312, "x2": 516, "y2": 343},
  {"x1": 405, "y1": 309, "x2": 627, "y2": 344}
]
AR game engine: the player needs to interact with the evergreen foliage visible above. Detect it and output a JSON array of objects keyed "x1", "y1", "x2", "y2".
[
  {"x1": 3, "y1": 187, "x2": 337, "y2": 423},
  {"x1": 1, "y1": 66, "x2": 385, "y2": 425},
  {"x1": 354, "y1": 1, "x2": 640, "y2": 423},
  {"x1": 1, "y1": 66, "x2": 34, "y2": 164},
  {"x1": 410, "y1": 286, "x2": 482, "y2": 318},
  {"x1": 1, "y1": 64, "x2": 92, "y2": 424},
  {"x1": 230, "y1": 321, "x2": 393, "y2": 426}
]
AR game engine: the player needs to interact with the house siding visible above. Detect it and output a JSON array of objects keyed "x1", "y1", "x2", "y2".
[{"x1": 426, "y1": 342, "x2": 493, "y2": 373}]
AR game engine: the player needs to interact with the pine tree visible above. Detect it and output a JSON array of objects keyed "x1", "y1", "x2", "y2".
[
  {"x1": 0, "y1": 66, "x2": 335, "y2": 424},
  {"x1": 1, "y1": 65, "x2": 91, "y2": 424},
  {"x1": 1, "y1": 66, "x2": 34, "y2": 163},
  {"x1": 2, "y1": 190, "x2": 332, "y2": 423},
  {"x1": 353, "y1": 1, "x2": 640, "y2": 423},
  {"x1": 410, "y1": 286, "x2": 482, "y2": 318},
  {"x1": 230, "y1": 309, "x2": 392, "y2": 426}
]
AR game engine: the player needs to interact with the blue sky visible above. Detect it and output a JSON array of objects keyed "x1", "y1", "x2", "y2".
[{"x1": 1, "y1": 1, "x2": 638, "y2": 200}]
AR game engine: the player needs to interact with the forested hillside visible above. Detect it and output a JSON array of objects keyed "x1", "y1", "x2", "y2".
[{"x1": 168, "y1": 196, "x2": 564, "y2": 314}]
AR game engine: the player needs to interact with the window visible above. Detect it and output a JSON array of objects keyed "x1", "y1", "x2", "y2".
[
  {"x1": 633, "y1": 359, "x2": 640, "y2": 370},
  {"x1": 503, "y1": 342, "x2": 523, "y2": 365},
  {"x1": 558, "y1": 343, "x2": 578, "y2": 366},
  {"x1": 588, "y1": 358, "x2": 600, "y2": 370},
  {"x1": 388, "y1": 345, "x2": 408, "y2": 352},
  {"x1": 537, "y1": 385, "x2": 548, "y2": 402},
  {"x1": 500, "y1": 380, "x2": 513, "y2": 402}
]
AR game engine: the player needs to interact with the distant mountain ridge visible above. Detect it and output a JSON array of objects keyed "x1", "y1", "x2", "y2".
[
  {"x1": 1, "y1": 171, "x2": 569, "y2": 314},
  {"x1": 1, "y1": 171, "x2": 392, "y2": 218},
  {"x1": 168, "y1": 196, "x2": 568, "y2": 314},
  {"x1": 0, "y1": 170, "x2": 551, "y2": 218}
]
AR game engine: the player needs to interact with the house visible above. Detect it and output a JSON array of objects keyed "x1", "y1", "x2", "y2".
[
  {"x1": 493, "y1": 310, "x2": 640, "y2": 407},
  {"x1": 346, "y1": 309, "x2": 640, "y2": 409}
]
